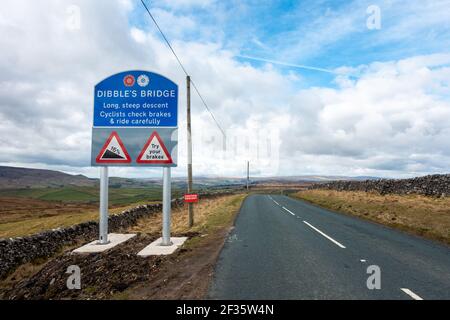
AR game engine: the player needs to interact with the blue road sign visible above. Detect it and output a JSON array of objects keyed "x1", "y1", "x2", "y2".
[{"x1": 93, "y1": 70, "x2": 178, "y2": 127}]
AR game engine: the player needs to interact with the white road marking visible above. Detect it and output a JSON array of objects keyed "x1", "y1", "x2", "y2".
[
  {"x1": 282, "y1": 206, "x2": 296, "y2": 216},
  {"x1": 401, "y1": 288, "x2": 424, "y2": 300},
  {"x1": 273, "y1": 200, "x2": 280, "y2": 206},
  {"x1": 303, "y1": 221, "x2": 346, "y2": 249},
  {"x1": 360, "y1": 259, "x2": 367, "y2": 263}
]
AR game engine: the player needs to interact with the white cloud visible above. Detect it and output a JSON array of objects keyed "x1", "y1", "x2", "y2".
[
  {"x1": 0, "y1": 0, "x2": 449, "y2": 179},
  {"x1": 282, "y1": 53, "x2": 450, "y2": 176}
]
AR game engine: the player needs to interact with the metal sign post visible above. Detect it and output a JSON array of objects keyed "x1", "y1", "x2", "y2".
[
  {"x1": 99, "y1": 166, "x2": 109, "y2": 244},
  {"x1": 162, "y1": 167, "x2": 172, "y2": 246}
]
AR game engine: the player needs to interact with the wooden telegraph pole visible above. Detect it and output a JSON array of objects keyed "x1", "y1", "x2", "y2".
[{"x1": 187, "y1": 76, "x2": 194, "y2": 228}]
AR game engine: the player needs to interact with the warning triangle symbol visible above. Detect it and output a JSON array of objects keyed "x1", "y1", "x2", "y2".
[
  {"x1": 137, "y1": 131, "x2": 173, "y2": 164},
  {"x1": 96, "y1": 131, "x2": 131, "y2": 164}
]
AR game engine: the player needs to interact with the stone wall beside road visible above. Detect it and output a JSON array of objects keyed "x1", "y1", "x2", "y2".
[{"x1": 309, "y1": 174, "x2": 450, "y2": 197}]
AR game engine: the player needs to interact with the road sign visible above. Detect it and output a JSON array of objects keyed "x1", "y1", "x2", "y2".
[
  {"x1": 91, "y1": 70, "x2": 179, "y2": 246},
  {"x1": 95, "y1": 131, "x2": 131, "y2": 164},
  {"x1": 93, "y1": 70, "x2": 178, "y2": 128},
  {"x1": 137, "y1": 131, "x2": 173, "y2": 164},
  {"x1": 184, "y1": 194, "x2": 199, "y2": 203},
  {"x1": 91, "y1": 128, "x2": 178, "y2": 167},
  {"x1": 91, "y1": 70, "x2": 178, "y2": 167}
]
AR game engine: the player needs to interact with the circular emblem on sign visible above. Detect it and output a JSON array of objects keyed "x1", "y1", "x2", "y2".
[
  {"x1": 123, "y1": 75, "x2": 135, "y2": 87},
  {"x1": 137, "y1": 74, "x2": 150, "y2": 87}
]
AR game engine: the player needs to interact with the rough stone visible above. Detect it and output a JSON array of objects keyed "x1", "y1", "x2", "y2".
[{"x1": 309, "y1": 174, "x2": 450, "y2": 197}]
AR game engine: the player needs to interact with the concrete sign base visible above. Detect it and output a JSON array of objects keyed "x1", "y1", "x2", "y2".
[
  {"x1": 73, "y1": 233, "x2": 136, "y2": 254},
  {"x1": 137, "y1": 237, "x2": 188, "y2": 256}
]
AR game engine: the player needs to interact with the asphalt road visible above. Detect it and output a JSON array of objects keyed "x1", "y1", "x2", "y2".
[{"x1": 208, "y1": 194, "x2": 450, "y2": 300}]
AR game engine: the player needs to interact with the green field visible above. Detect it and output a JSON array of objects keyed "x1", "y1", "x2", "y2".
[
  {"x1": 0, "y1": 186, "x2": 185, "y2": 206},
  {"x1": 0, "y1": 183, "x2": 241, "y2": 238},
  {"x1": 0, "y1": 185, "x2": 188, "y2": 238}
]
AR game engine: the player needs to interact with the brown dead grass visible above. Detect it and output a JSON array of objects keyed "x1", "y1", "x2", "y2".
[
  {"x1": 294, "y1": 190, "x2": 450, "y2": 245},
  {"x1": 0, "y1": 200, "x2": 158, "y2": 239},
  {"x1": 0, "y1": 198, "x2": 96, "y2": 224},
  {"x1": 129, "y1": 194, "x2": 246, "y2": 236}
]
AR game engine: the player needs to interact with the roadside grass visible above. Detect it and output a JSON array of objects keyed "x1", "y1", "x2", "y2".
[
  {"x1": 0, "y1": 202, "x2": 160, "y2": 239},
  {"x1": 110, "y1": 194, "x2": 246, "y2": 300},
  {"x1": 128, "y1": 194, "x2": 247, "y2": 245},
  {"x1": 294, "y1": 190, "x2": 450, "y2": 245},
  {"x1": 0, "y1": 186, "x2": 183, "y2": 206}
]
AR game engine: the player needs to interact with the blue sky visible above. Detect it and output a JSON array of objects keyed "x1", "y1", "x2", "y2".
[{"x1": 133, "y1": 0, "x2": 450, "y2": 88}]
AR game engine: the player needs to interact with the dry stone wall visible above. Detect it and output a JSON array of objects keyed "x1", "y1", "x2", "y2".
[{"x1": 309, "y1": 174, "x2": 450, "y2": 197}]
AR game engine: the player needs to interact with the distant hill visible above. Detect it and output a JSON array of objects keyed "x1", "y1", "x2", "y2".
[
  {"x1": 0, "y1": 166, "x2": 96, "y2": 189},
  {"x1": 0, "y1": 166, "x2": 381, "y2": 190}
]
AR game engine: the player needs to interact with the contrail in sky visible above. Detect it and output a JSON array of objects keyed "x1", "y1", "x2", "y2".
[{"x1": 236, "y1": 54, "x2": 345, "y2": 75}]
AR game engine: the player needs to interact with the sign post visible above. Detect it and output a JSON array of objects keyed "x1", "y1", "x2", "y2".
[
  {"x1": 91, "y1": 70, "x2": 179, "y2": 247},
  {"x1": 162, "y1": 167, "x2": 172, "y2": 246},
  {"x1": 99, "y1": 167, "x2": 109, "y2": 244}
]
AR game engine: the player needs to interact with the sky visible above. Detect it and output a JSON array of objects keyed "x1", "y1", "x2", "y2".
[{"x1": 0, "y1": 0, "x2": 449, "y2": 179}]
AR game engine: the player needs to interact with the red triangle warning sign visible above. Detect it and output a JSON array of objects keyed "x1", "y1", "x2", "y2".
[
  {"x1": 96, "y1": 131, "x2": 132, "y2": 164},
  {"x1": 137, "y1": 131, "x2": 173, "y2": 164}
]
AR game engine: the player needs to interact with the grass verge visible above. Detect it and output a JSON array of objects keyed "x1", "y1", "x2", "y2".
[
  {"x1": 121, "y1": 193, "x2": 247, "y2": 299},
  {"x1": 294, "y1": 190, "x2": 450, "y2": 245},
  {"x1": 0, "y1": 201, "x2": 159, "y2": 239},
  {"x1": 129, "y1": 194, "x2": 246, "y2": 241}
]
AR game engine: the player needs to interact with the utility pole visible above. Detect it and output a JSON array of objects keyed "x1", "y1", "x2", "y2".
[
  {"x1": 187, "y1": 76, "x2": 194, "y2": 228},
  {"x1": 247, "y1": 161, "x2": 250, "y2": 191}
]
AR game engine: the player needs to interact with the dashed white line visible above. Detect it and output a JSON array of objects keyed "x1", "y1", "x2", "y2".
[
  {"x1": 401, "y1": 288, "x2": 424, "y2": 300},
  {"x1": 273, "y1": 200, "x2": 280, "y2": 206},
  {"x1": 303, "y1": 221, "x2": 346, "y2": 249},
  {"x1": 282, "y1": 206, "x2": 296, "y2": 216}
]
